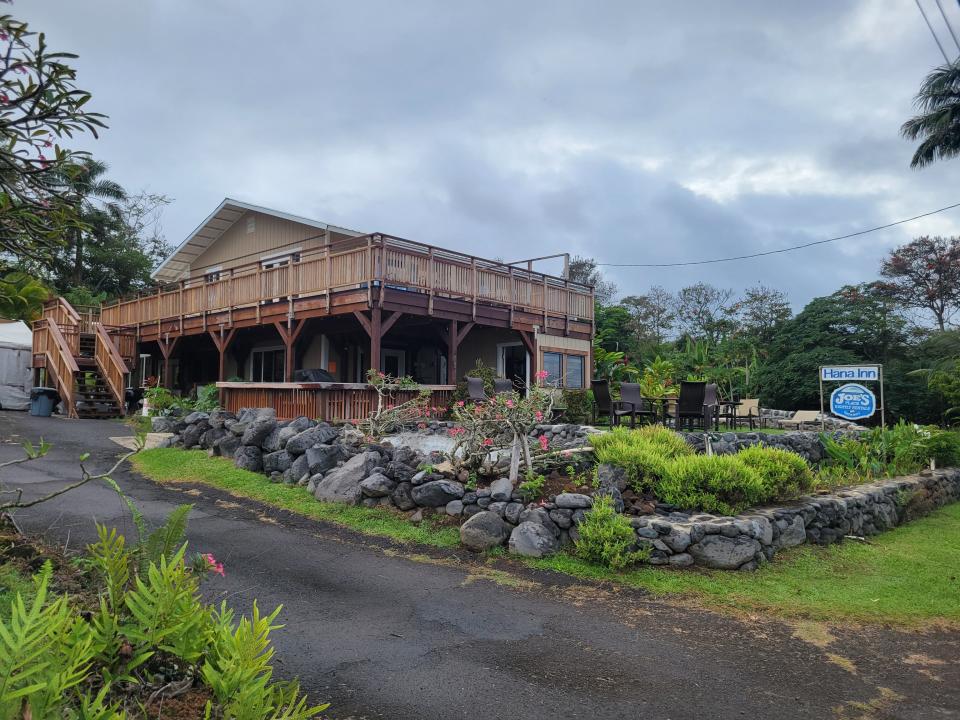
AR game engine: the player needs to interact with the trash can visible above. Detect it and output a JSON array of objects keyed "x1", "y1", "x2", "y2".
[
  {"x1": 29, "y1": 387, "x2": 60, "y2": 417},
  {"x1": 125, "y1": 387, "x2": 144, "y2": 416}
]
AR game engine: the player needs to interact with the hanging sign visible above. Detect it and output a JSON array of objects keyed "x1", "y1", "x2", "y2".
[
  {"x1": 820, "y1": 365, "x2": 880, "y2": 382},
  {"x1": 829, "y1": 383, "x2": 876, "y2": 421}
]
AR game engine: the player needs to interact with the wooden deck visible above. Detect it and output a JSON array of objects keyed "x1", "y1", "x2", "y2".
[{"x1": 100, "y1": 233, "x2": 594, "y2": 334}]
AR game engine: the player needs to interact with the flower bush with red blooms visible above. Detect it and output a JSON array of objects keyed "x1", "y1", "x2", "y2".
[
  {"x1": 190, "y1": 551, "x2": 225, "y2": 578},
  {"x1": 447, "y1": 370, "x2": 555, "y2": 475}
]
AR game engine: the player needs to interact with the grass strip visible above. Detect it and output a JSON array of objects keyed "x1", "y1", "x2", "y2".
[{"x1": 131, "y1": 448, "x2": 461, "y2": 548}]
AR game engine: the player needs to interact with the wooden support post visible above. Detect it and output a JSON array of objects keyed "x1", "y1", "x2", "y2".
[
  {"x1": 447, "y1": 319, "x2": 458, "y2": 386},
  {"x1": 273, "y1": 319, "x2": 306, "y2": 382},
  {"x1": 158, "y1": 335, "x2": 180, "y2": 389},
  {"x1": 370, "y1": 307, "x2": 381, "y2": 375},
  {"x1": 210, "y1": 328, "x2": 237, "y2": 406}
]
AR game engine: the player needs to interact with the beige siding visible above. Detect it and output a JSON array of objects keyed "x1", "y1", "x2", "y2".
[
  {"x1": 535, "y1": 334, "x2": 591, "y2": 354},
  {"x1": 188, "y1": 211, "x2": 329, "y2": 278}
]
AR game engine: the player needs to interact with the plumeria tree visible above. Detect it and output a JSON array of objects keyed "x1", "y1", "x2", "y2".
[
  {"x1": 448, "y1": 371, "x2": 556, "y2": 482},
  {"x1": 358, "y1": 369, "x2": 443, "y2": 438}
]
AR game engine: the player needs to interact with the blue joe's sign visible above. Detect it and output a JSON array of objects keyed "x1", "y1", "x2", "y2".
[{"x1": 830, "y1": 383, "x2": 876, "y2": 421}]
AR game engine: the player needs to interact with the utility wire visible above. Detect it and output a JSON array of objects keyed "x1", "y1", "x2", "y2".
[
  {"x1": 934, "y1": 0, "x2": 960, "y2": 54},
  {"x1": 917, "y1": 0, "x2": 951, "y2": 63},
  {"x1": 594, "y1": 201, "x2": 960, "y2": 268}
]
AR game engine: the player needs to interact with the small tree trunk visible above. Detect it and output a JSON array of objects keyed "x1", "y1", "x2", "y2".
[
  {"x1": 520, "y1": 432, "x2": 533, "y2": 473},
  {"x1": 508, "y1": 433, "x2": 521, "y2": 484}
]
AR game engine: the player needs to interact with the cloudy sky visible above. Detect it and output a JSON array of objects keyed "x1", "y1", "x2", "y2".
[{"x1": 19, "y1": 0, "x2": 960, "y2": 307}]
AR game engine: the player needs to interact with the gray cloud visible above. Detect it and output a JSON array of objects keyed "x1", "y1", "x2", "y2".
[{"x1": 19, "y1": 0, "x2": 960, "y2": 308}]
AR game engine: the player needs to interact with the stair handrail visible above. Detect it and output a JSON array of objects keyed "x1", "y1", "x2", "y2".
[
  {"x1": 93, "y1": 322, "x2": 128, "y2": 413},
  {"x1": 40, "y1": 317, "x2": 80, "y2": 418},
  {"x1": 41, "y1": 297, "x2": 82, "y2": 328}
]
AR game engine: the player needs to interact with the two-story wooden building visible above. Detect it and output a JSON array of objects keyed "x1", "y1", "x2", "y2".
[{"x1": 32, "y1": 199, "x2": 594, "y2": 420}]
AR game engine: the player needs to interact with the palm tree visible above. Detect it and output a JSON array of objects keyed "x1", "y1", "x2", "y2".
[
  {"x1": 56, "y1": 159, "x2": 126, "y2": 286},
  {"x1": 902, "y1": 61, "x2": 960, "y2": 168}
]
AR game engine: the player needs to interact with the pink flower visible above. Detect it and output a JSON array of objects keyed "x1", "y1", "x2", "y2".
[
  {"x1": 417, "y1": 422, "x2": 427, "y2": 429},
  {"x1": 482, "y1": 438, "x2": 493, "y2": 447},
  {"x1": 456, "y1": 400, "x2": 465, "y2": 407},
  {"x1": 538, "y1": 435, "x2": 549, "y2": 451},
  {"x1": 204, "y1": 553, "x2": 225, "y2": 577},
  {"x1": 535, "y1": 370, "x2": 549, "y2": 380},
  {"x1": 535, "y1": 411, "x2": 543, "y2": 421},
  {"x1": 505, "y1": 399, "x2": 514, "y2": 408}
]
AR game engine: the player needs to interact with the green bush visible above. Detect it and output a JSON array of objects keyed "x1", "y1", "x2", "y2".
[
  {"x1": 561, "y1": 389, "x2": 592, "y2": 423},
  {"x1": 736, "y1": 444, "x2": 814, "y2": 499},
  {"x1": 517, "y1": 473, "x2": 546, "y2": 501},
  {"x1": 924, "y1": 428, "x2": 960, "y2": 467},
  {"x1": 573, "y1": 495, "x2": 649, "y2": 569},
  {"x1": 0, "y1": 525, "x2": 328, "y2": 719},
  {"x1": 193, "y1": 383, "x2": 221, "y2": 412},
  {"x1": 591, "y1": 426, "x2": 693, "y2": 492},
  {"x1": 656, "y1": 455, "x2": 765, "y2": 515}
]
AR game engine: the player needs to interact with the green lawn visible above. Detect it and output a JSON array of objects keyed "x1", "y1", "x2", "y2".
[
  {"x1": 131, "y1": 449, "x2": 461, "y2": 548},
  {"x1": 528, "y1": 502, "x2": 960, "y2": 627},
  {"x1": 131, "y1": 448, "x2": 959, "y2": 627}
]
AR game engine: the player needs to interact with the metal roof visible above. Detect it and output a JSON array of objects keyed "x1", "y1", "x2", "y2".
[{"x1": 150, "y1": 198, "x2": 362, "y2": 283}]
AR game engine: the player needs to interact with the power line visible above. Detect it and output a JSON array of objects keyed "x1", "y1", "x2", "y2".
[
  {"x1": 934, "y1": 0, "x2": 960, "y2": 54},
  {"x1": 916, "y1": 0, "x2": 951, "y2": 63},
  {"x1": 594, "y1": 201, "x2": 960, "y2": 268}
]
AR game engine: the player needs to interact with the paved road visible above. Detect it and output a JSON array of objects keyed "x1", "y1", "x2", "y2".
[{"x1": 1, "y1": 412, "x2": 958, "y2": 720}]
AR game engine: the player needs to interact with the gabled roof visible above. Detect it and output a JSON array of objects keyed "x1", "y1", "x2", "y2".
[{"x1": 151, "y1": 198, "x2": 363, "y2": 284}]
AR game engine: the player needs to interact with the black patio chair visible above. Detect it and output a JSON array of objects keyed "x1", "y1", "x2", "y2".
[
  {"x1": 703, "y1": 383, "x2": 720, "y2": 430},
  {"x1": 493, "y1": 378, "x2": 514, "y2": 395},
  {"x1": 619, "y1": 382, "x2": 659, "y2": 426},
  {"x1": 591, "y1": 379, "x2": 640, "y2": 427},
  {"x1": 670, "y1": 381, "x2": 708, "y2": 430},
  {"x1": 466, "y1": 376, "x2": 488, "y2": 403}
]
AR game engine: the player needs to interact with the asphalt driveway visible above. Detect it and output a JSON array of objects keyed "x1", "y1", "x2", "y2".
[{"x1": 1, "y1": 411, "x2": 957, "y2": 720}]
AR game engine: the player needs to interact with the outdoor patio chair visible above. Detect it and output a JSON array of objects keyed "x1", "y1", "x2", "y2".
[
  {"x1": 493, "y1": 378, "x2": 514, "y2": 395},
  {"x1": 718, "y1": 397, "x2": 760, "y2": 429},
  {"x1": 704, "y1": 383, "x2": 721, "y2": 430},
  {"x1": 466, "y1": 376, "x2": 487, "y2": 403},
  {"x1": 590, "y1": 379, "x2": 640, "y2": 427},
  {"x1": 619, "y1": 382, "x2": 659, "y2": 426},
  {"x1": 778, "y1": 409, "x2": 821, "y2": 430},
  {"x1": 670, "y1": 381, "x2": 709, "y2": 430}
]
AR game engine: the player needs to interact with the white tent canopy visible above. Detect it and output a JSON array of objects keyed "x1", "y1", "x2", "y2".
[{"x1": 0, "y1": 321, "x2": 34, "y2": 410}]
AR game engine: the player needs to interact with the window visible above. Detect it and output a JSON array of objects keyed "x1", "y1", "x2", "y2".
[
  {"x1": 250, "y1": 348, "x2": 285, "y2": 382},
  {"x1": 246, "y1": 216, "x2": 256, "y2": 234},
  {"x1": 543, "y1": 352, "x2": 562, "y2": 387},
  {"x1": 565, "y1": 355, "x2": 584, "y2": 389},
  {"x1": 204, "y1": 267, "x2": 221, "y2": 283}
]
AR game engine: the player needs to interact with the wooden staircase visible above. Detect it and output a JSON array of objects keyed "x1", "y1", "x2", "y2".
[{"x1": 31, "y1": 299, "x2": 134, "y2": 419}]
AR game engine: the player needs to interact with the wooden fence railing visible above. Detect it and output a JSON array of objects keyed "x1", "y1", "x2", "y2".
[
  {"x1": 33, "y1": 318, "x2": 79, "y2": 417},
  {"x1": 101, "y1": 234, "x2": 594, "y2": 328},
  {"x1": 217, "y1": 381, "x2": 455, "y2": 422},
  {"x1": 94, "y1": 322, "x2": 129, "y2": 411}
]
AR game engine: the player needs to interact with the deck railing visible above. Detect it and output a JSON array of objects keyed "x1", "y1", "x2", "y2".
[
  {"x1": 94, "y1": 322, "x2": 129, "y2": 410},
  {"x1": 33, "y1": 317, "x2": 79, "y2": 417},
  {"x1": 101, "y1": 234, "x2": 594, "y2": 328},
  {"x1": 217, "y1": 381, "x2": 455, "y2": 422}
]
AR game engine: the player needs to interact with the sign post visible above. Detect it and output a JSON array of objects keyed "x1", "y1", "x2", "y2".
[{"x1": 819, "y1": 365, "x2": 884, "y2": 430}]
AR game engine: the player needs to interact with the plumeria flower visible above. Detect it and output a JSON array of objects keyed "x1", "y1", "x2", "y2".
[
  {"x1": 482, "y1": 438, "x2": 493, "y2": 446},
  {"x1": 456, "y1": 400, "x2": 465, "y2": 407},
  {"x1": 535, "y1": 411, "x2": 543, "y2": 421},
  {"x1": 535, "y1": 370, "x2": 549, "y2": 380},
  {"x1": 539, "y1": 435, "x2": 549, "y2": 451}
]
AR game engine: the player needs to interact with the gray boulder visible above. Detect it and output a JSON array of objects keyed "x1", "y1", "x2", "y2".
[
  {"x1": 688, "y1": 535, "x2": 761, "y2": 570},
  {"x1": 663, "y1": 526, "x2": 692, "y2": 553},
  {"x1": 306, "y1": 445, "x2": 342, "y2": 475},
  {"x1": 391, "y1": 481, "x2": 416, "y2": 511},
  {"x1": 360, "y1": 472, "x2": 397, "y2": 498},
  {"x1": 215, "y1": 434, "x2": 241, "y2": 458},
  {"x1": 286, "y1": 425, "x2": 339, "y2": 455},
  {"x1": 288, "y1": 453, "x2": 309, "y2": 482},
  {"x1": 445, "y1": 499, "x2": 464, "y2": 516},
  {"x1": 508, "y1": 522, "x2": 560, "y2": 558},
  {"x1": 150, "y1": 416, "x2": 177, "y2": 433},
  {"x1": 207, "y1": 410, "x2": 235, "y2": 429},
  {"x1": 314, "y1": 451, "x2": 381, "y2": 505},
  {"x1": 181, "y1": 421, "x2": 209, "y2": 448},
  {"x1": 518, "y1": 507, "x2": 560, "y2": 537},
  {"x1": 242, "y1": 418, "x2": 277, "y2": 447},
  {"x1": 554, "y1": 493, "x2": 592, "y2": 509},
  {"x1": 460, "y1": 511, "x2": 510, "y2": 551},
  {"x1": 200, "y1": 427, "x2": 227, "y2": 449},
  {"x1": 504, "y1": 502, "x2": 524, "y2": 525},
  {"x1": 182, "y1": 411, "x2": 209, "y2": 426},
  {"x1": 262, "y1": 450, "x2": 293, "y2": 474},
  {"x1": 489, "y1": 478, "x2": 514, "y2": 502},
  {"x1": 776, "y1": 515, "x2": 807, "y2": 549},
  {"x1": 287, "y1": 416, "x2": 314, "y2": 433},
  {"x1": 596, "y1": 463, "x2": 629, "y2": 492},
  {"x1": 234, "y1": 445, "x2": 263, "y2": 473},
  {"x1": 410, "y1": 480, "x2": 465, "y2": 507}
]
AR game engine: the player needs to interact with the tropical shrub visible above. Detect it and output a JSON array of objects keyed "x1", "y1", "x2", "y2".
[
  {"x1": 656, "y1": 455, "x2": 765, "y2": 515},
  {"x1": 926, "y1": 428, "x2": 960, "y2": 467},
  {"x1": 561, "y1": 389, "x2": 592, "y2": 423},
  {"x1": 574, "y1": 495, "x2": 649, "y2": 569},
  {"x1": 590, "y1": 426, "x2": 693, "y2": 492},
  {"x1": 820, "y1": 421, "x2": 947, "y2": 480},
  {"x1": 517, "y1": 472, "x2": 546, "y2": 501},
  {"x1": 193, "y1": 383, "x2": 221, "y2": 412},
  {"x1": 736, "y1": 444, "x2": 815, "y2": 499},
  {"x1": 0, "y1": 528, "x2": 327, "y2": 719}
]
